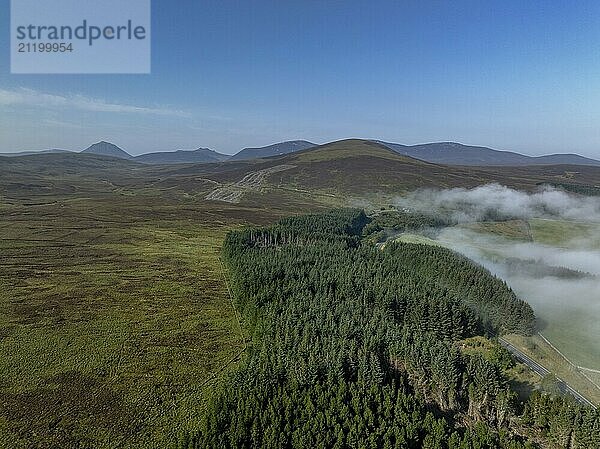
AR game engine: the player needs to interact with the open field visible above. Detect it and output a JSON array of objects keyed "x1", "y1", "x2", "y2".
[
  {"x1": 529, "y1": 217, "x2": 600, "y2": 248},
  {"x1": 0, "y1": 170, "x2": 324, "y2": 448},
  {"x1": 462, "y1": 219, "x2": 532, "y2": 241},
  {"x1": 584, "y1": 371, "x2": 600, "y2": 391},
  {"x1": 435, "y1": 219, "x2": 600, "y2": 372},
  {"x1": 391, "y1": 232, "x2": 442, "y2": 246},
  {"x1": 524, "y1": 218, "x2": 600, "y2": 370},
  {"x1": 525, "y1": 291, "x2": 600, "y2": 370},
  {"x1": 0, "y1": 198, "x2": 242, "y2": 447}
]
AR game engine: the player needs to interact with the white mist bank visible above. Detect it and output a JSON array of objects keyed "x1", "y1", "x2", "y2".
[
  {"x1": 435, "y1": 226, "x2": 600, "y2": 368},
  {"x1": 438, "y1": 227, "x2": 600, "y2": 276},
  {"x1": 396, "y1": 183, "x2": 600, "y2": 223},
  {"x1": 393, "y1": 184, "x2": 600, "y2": 368}
]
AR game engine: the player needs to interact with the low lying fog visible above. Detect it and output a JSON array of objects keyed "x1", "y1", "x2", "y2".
[
  {"x1": 396, "y1": 184, "x2": 600, "y2": 368},
  {"x1": 397, "y1": 183, "x2": 600, "y2": 223}
]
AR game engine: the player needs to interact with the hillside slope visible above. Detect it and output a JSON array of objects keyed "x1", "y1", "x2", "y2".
[
  {"x1": 192, "y1": 140, "x2": 600, "y2": 205},
  {"x1": 229, "y1": 140, "x2": 316, "y2": 161},
  {"x1": 253, "y1": 139, "x2": 595, "y2": 194},
  {"x1": 0, "y1": 149, "x2": 72, "y2": 157},
  {"x1": 134, "y1": 148, "x2": 228, "y2": 164}
]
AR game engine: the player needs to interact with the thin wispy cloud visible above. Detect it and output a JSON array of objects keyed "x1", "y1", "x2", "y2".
[
  {"x1": 0, "y1": 87, "x2": 189, "y2": 117},
  {"x1": 41, "y1": 119, "x2": 85, "y2": 129}
]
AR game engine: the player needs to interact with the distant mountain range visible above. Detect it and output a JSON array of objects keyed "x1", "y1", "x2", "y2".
[
  {"x1": 2, "y1": 139, "x2": 599, "y2": 167},
  {"x1": 4, "y1": 139, "x2": 600, "y2": 201},
  {"x1": 376, "y1": 141, "x2": 600, "y2": 166},
  {"x1": 80, "y1": 140, "x2": 319, "y2": 164},
  {"x1": 21, "y1": 141, "x2": 230, "y2": 164}
]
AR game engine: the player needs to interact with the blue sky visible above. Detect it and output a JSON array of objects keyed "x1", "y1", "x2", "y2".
[{"x1": 1, "y1": 0, "x2": 600, "y2": 156}]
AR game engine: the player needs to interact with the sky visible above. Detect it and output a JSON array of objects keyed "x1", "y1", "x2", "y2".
[{"x1": 1, "y1": 0, "x2": 600, "y2": 157}]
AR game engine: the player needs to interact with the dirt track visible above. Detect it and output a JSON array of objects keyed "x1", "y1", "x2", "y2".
[{"x1": 205, "y1": 164, "x2": 296, "y2": 203}]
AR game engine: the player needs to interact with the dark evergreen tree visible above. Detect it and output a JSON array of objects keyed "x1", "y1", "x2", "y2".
[{"x1": 178, "y1": 209, "x2": 596, "y2": 449}]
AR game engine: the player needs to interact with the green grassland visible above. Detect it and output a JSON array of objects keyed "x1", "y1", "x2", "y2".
[
  {"x1": 0, "y1": 199, "x2": 240, "y2": 447},
  {"x1": 525, "y1": 218, "x2": 600, "y2": 371},
  {"x1": 462, "y1": 219, "x2": 532, "y2": 241},
  {"x1": 391, "y1": 232, "x2": 442, "y2": 246},
  {"x1": 529, "y1": 218, "x2": 600, "y2": 248},
  {"x1": 0, "y1": 164, "x2": 325, "y2": 448},
  {"x1": 585, "y1": 371, "x2": 600, "y2": 391},
  {"x1": 532, "y1": 302, "x2": 600, "y2": 370}
]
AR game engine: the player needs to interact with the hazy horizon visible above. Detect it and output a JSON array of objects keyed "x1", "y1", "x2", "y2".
[
  {"x1": 3, "y1": 137, "x2": 600, "y2": 159},
  {"x1": 2, "y1": 1, "x2": 600, "y2": 157}
]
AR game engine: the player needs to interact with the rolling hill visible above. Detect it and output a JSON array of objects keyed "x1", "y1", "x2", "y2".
[
  {"x1": 191, "y1": 139, "x2": 600, "y2": 203},
  {"x1": 229, "y1": 140, "x2": 316, "y2": 161},
  {"x1": 0, "y1": 149, "x2": 72, "y2": 157},
  {"x1": 4, "y1": 139, "x2": 600, "y2": 204},
  {"x1": 134, "y1": 148, "x2": 229, "y2": 164},
  {"x1": 377, "y1": 141, "x2": 600, "y2": 166},
  {"x1": 233, "y1": 140, "x2": 502, "y2": 191},
  {"x1": 256, "y1": 139, "x2": 507, "y2": 194}
]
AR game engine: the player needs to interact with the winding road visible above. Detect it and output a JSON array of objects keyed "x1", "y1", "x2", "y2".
[{"x1": 499, "y1": 337, "x2": 597, "y2": 409}]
